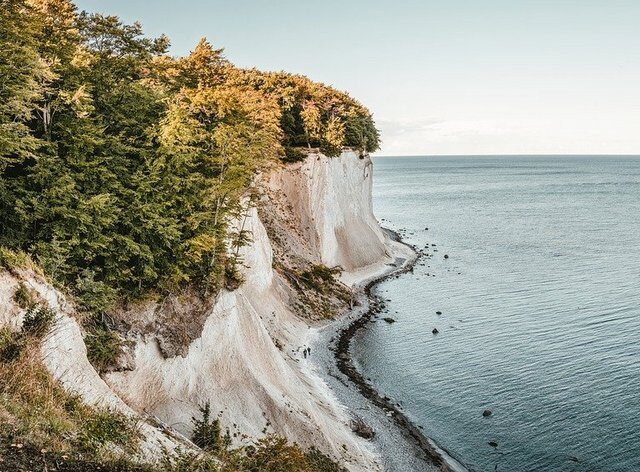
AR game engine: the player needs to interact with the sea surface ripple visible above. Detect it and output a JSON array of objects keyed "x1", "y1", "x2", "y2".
[{"x1": 354, "y1": 156, "x2": 640, "y2": 471}]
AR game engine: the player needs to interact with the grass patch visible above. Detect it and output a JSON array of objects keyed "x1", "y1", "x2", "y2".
[
  {"x1": 13, "y1": 281, "x2": 36, "y2": 309},
  {"x1": 77, "y1": 408, "x2": 140, "y2": 454},
  {"x1": 0, "y1": 333, "x2": 140, "y2": 461},
  {"x1": 0, "y1": 328, "x2": 24, "y2": 363},
  {"x1": 0, "y1": 300, "x2": 140, "y2": 466},
  {"x1": 298, "y1": 265, "x2": 342, "y2": 294}
]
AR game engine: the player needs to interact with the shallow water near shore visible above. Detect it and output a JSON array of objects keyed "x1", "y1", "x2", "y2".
[{"x1": 355, "y1": 155, "x2": 640, "y2": 471}]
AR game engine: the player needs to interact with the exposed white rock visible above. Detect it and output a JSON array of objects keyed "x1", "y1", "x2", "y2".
[
  {"x1": 106, "y1": 207, "x2": 380, "y2": 469},
  {"x1": 269, "y1": 150, "x2": 389, "y2": 273},
  {"x1": 0, "y1": 150, "x2": 402, "y2": 470}
]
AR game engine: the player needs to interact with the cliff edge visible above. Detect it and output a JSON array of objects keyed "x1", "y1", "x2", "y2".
[{"x1": 0, "y1": 150, "x2": 408, "y2": 470}]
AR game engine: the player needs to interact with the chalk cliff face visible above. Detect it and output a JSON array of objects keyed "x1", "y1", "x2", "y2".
[
  {"x1": 268, "y1": 150, "x2": 388, "y2": 272},
  {"x1": 0, "y1": 150, "x2": 400, "y2": 470}
]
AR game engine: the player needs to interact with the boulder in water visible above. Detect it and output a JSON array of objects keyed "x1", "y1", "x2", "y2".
[
  {"x1": 432, "y1": 328, "x2": 439, "y2": 334},
  {"x1": 383, "y1": 317, "x2": 396, "y2": 324},
  {"x1": 483, "y1": 409, "x2": 492, "y2": 417}
]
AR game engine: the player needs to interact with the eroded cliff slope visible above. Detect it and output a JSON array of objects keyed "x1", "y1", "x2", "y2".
[{"x1": 0, "y1": 150, "x2": 404, "y2": 470}]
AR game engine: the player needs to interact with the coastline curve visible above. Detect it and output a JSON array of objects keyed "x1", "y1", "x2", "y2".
[{"x1": 329, "y1": 229, "x2": 468, "y2": 471}]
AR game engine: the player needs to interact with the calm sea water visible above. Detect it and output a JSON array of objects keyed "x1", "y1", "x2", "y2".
[{"x1": 355, "y1": 156, "x2": 640, "y2": 471}]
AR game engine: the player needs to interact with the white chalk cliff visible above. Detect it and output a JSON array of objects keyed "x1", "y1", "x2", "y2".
[{"x1": 0, "y1": 150, "x2": 410, "y2": 470}]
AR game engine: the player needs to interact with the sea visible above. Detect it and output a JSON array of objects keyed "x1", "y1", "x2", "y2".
[{"x1": 353, "y1": 155, "x2": 640, "y2": 471}]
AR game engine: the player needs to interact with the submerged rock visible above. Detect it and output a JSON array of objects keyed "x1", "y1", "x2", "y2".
[{"x1": 488, "y1": 441, "x2": 498, "y2": 448}]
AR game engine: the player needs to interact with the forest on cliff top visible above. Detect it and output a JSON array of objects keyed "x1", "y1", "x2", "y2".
[
  {"x1": 0, "y1": 0, "x2": 376, "y2": 470},
  {"x1": 0, "y1": 0, "x2": 379, "y2": 309}
]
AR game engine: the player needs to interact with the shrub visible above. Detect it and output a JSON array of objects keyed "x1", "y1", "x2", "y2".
[
  {"x1": 185, "y1": 412, "x2": 348, "y2": 472},
  {"x1": 238, "y1": 435, "x2": 348, "y2": 471},
  {"x1": 13, "y1": 281, "x2": 35, "y2": 309},
  {"x1": 281, "y1": 146, "x2": 307, "y2": 163},
  {"x1": 160, "y1": 449, "x2": 220, "y2": 472},
  {"x1": 85, "y1": 327, "x2": 123, "y2": 373},
  {"x1": 299, "y1": 265, "x2": 342, "y2": 293},
  {"x1": 159, "y1": 438, "x2": 346, "y2": 472},
  {"x1": 304, "y1": 447, "x2": 347, "y2": 472},
  {"x1": 191, "y1": 402, "x2": 230, "y2": 454},
  {"x1": 75, "y1": 270, "x2": 119, "y2": 314},
  {"x1": 22, "y1": 305, "x2": 55, "y2": 337},
  {"x1": 224, "y1": 262, "x2": 245, "y2": 291},
  {"x1": 0, "y1": 247, "x2": 33, "y2": 271}
]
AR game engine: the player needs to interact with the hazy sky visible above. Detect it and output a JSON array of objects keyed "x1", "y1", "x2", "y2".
[{"x1": 74, "y1": 0, "x2": 640, "y2": 156}]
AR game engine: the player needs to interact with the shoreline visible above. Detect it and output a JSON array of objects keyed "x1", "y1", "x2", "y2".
[{"x1": 324, "y1": 229, "x2": 467, "y2": 471}]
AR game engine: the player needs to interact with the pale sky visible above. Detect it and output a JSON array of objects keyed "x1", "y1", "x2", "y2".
[{"x1": 74, "y1": 0, "x2": 640, "y2": 156}]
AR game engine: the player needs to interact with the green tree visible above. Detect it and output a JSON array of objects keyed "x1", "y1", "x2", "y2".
[
  {"x1": 0, "y1": 0, "x2": 52, "y2": 244},
  {"x1": 0, "y1": 2, "x2": 379, "y2": 309}
]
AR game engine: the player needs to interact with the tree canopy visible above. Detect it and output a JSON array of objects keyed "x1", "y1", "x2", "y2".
[{"x1": 0, "y1": 0, "x2": 380, "y2": 309}]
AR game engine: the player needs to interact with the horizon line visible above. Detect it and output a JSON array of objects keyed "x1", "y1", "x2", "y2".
[{"x1": 373, "y1": 153, "x2": 640, "y2": 158}]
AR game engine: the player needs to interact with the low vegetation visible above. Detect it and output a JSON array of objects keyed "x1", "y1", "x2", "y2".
[
  {"x1": 21, "y1": 304, "x2": 55, "y2": 337},
  {"x1": 0, "y1": 335, "x2": 346, "y2": 471},
  {"x1": 13, "y1": 281, "x2": 36, "y2": 309},
  {"x1": 191, "y1": 403, "x2": 231, "y2": 454},
  {"x1": 84, "y1": 324, "x2": 124, "y2": 373},
  {"x1": 281, "y1": 264, "x2": 352, "y2": 319},
  {"x1": 183, "y1": 403, "x2": 346, "y2": 472},
  {"x1": 0, "y1": 247, "x2": 40, "y2": 275},
  {"x1": 299, "y1": 265, "x2": 344, "y2": 294},
  {"x1": 0, "y1": 306, "x2": 140, "y2": 469}
]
